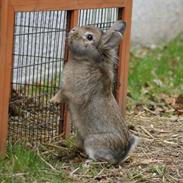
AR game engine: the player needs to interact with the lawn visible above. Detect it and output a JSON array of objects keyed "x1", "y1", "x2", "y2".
[
  {"x1": 128, "y1": 35, "x2": 183, "y2": 108},
  {"x1": 0, "y1": 144, "x2": 71, "y2": 183},
  {"x1": 0, "y1": 36, "x2": 183, "y2": 183}
]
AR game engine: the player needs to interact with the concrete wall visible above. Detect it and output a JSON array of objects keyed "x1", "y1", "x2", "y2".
[{"x1": 131, "y1": 0, "x2": 183, "y2": 47}]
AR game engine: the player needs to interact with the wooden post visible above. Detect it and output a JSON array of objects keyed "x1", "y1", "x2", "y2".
[
  {"x1": 0, "y1": 0, "x2": 15, "y2": 155},
  {"x1": 62, "y1": 10, "x2": 79, "y2": 138},
  {"x1": 11, "y1": 0, "x2": 126, "y2": 11},
  {"x1": 116, "y1": 0, "x2": 133, "y2": 116}
]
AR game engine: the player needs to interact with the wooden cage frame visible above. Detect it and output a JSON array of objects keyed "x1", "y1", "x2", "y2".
[{"x1": 0, "y1": 0, "x2": 133, "y2": 154}]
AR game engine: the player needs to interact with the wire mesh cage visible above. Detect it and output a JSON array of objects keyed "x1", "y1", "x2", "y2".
[
  {"x1": 0, "y1": 0, "x2": 132, "y2": 152},
  {"x1": 9, "y1": 8, "x2": 120, "y2": 144}
]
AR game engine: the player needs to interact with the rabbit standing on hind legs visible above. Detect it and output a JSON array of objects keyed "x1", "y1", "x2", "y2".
[{"x1": 50, "y1": 21, "x2": 139, "y2": 164}]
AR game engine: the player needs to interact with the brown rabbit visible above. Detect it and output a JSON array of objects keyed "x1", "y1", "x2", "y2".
[{"x1": 50, "y1": 21, "x2": 138, "y2": 164}]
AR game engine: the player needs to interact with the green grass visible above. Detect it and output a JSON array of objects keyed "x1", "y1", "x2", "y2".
[
  {"x1": 128, "y1": 35, "x2": 183, "y2": 105},
  {"x1": 0, "y1": 143, "x2": 112, "y2": 183},
  {"x1": 0, "y1": 144, "x2": 71, "y2": 183}
]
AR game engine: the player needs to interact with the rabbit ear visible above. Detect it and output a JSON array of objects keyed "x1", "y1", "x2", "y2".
[
  {"x1": 102, "y1": 21, "x2": 126, "y2": 49},
  {"x1": 108, "y1": 20, "x2": 126, "y2": 34}
]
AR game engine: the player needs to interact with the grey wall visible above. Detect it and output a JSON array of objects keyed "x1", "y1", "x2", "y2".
[{"x1": 131, "y1": 0, "x2": 183, "y2": 47}]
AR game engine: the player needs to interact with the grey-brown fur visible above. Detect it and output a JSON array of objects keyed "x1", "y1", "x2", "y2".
[{"x1": 50, "y1": 21, "x2": 138, "y2": 164}]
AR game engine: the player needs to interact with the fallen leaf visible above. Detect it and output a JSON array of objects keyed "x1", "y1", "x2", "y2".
[{"x1": 175, "y1": 95, "x2": 183, "y2": 104}]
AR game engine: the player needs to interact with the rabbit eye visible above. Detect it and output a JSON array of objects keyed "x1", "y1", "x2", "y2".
[{"x1": 86, "y1": 34, "x2": 93, "y2": 41}]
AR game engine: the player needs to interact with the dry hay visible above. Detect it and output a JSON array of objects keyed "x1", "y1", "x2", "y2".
[
  {"x1": 8, "y1": 90, "x2": 183, "y2": 182},
  {"x1": 35, "y1": 113, "x2": 183, "y2": 183}
]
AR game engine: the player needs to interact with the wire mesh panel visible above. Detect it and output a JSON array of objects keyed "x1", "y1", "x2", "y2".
[
  {"x1": 78, "y1": 8, "x2": 119, "y2": 95},
  {"x1": 9, "y1": 11, "x2": 67, "y2": 143},
  {"x1": 79, "y1": 8, "x2": 118, "y2": 29},
  {"x1": 8, "y1": 8, "x2": 122, "y2": 144}
]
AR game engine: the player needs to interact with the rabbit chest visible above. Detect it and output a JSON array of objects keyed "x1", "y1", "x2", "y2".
[{"x1": 62, "y1": 60, "x2": 111, "y2": 103}]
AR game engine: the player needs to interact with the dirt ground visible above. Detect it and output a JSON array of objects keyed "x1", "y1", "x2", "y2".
[
  {"x1": 9, "y1": 89, "x2": 183, "y2": 182},
  {"x1": 41, "y1": 112, "x2": 183, "y2": 183}
]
